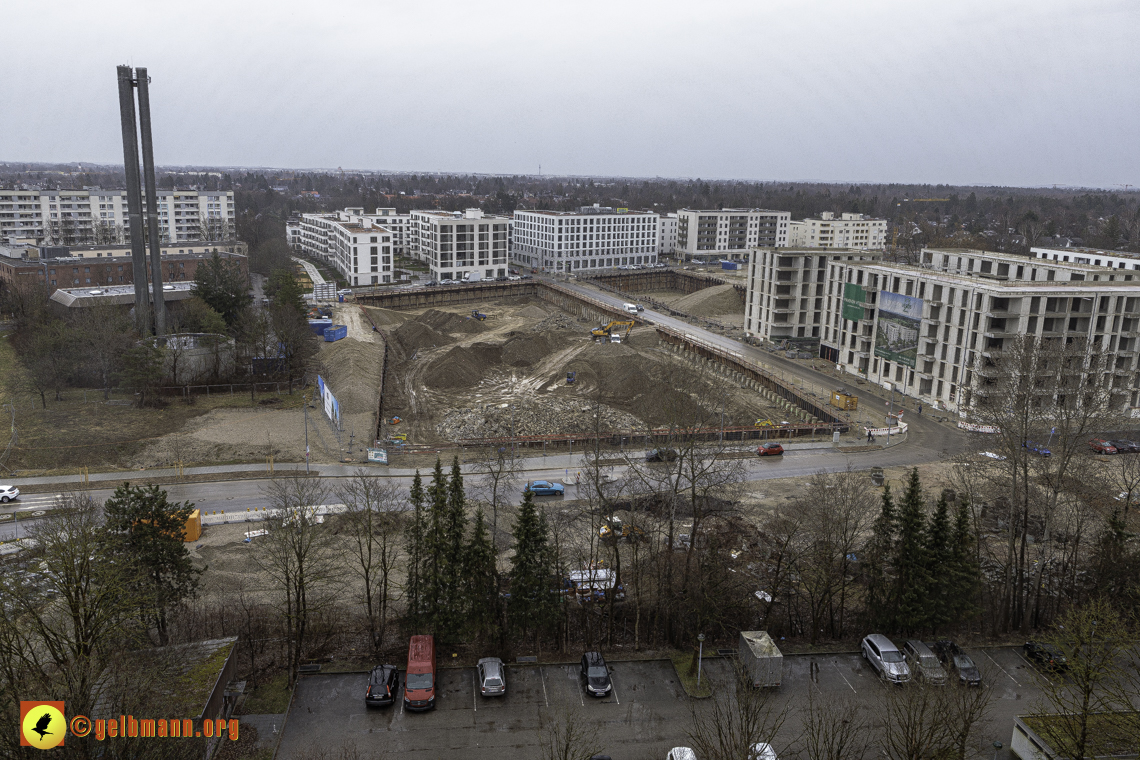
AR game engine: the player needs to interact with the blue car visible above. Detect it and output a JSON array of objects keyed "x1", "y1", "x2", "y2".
[
  {"x1": 524, "y1": 480, "x2": 565, "y2": 497},
  {"x1": 1024, "y1": 440, "x2": 1052, "y2": 457}
]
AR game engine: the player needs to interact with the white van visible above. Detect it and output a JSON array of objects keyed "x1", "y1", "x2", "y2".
[{"x1": 623, "y1": 303, "x2": 639, "y2": 314}]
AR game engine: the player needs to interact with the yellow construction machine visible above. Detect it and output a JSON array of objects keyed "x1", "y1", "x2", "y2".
[{"x1": 590, "y1": 321, "x2": 634, "y2": 340}]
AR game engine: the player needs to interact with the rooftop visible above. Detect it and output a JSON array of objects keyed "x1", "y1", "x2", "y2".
[{"x1": 50, "y1": 281, "x2": 197, "y2": 307}]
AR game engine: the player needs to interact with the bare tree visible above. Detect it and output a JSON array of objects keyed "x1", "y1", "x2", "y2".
[
  {"x1": 795, "y1": 690, "x2": 869, "y2": 760},
  {"x1": 686, "y1": 657, "x2": 786, "y2": 760},
  {"x1": 256, "y1": 476, "x2": 339, "y2": 686},
  {"x1": 879, "y1": 680, "x2": 992, "y2": 760},
  {"x1": 336, "y1": 470, "x2": 406, "y2": 655},
  {"x1": 470, "y1": 444, "x2": 523, "y2": 545},
  {"x1": 537, "y1": 708, "x2": 603, "y2": 760}
]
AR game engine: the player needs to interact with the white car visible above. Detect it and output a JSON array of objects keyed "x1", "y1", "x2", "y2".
[{"x1": 0, "y1": 485, "x2": 19, "y2": 503}]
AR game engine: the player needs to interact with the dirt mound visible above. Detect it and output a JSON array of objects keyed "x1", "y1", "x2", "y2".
[
  {"x1": 319, "y1": 338, "x2": 384, "y2": 414},
  {"x1": 437, "y1": 396, "x2": 640, "y2": 440},
  {"x1": 627, "y1": 329, "x2": 660, "y2": 349},
  {"x1": 518, "y1": 304, "x2": 549, "y2": 319},
  {"x1": 362, "y1": 307, "x2": 407, "y2": 327},
  {"x1": 672, "y1": 284, "x2": 744, "y2": 317},
  {"x1": 454, "y1": 317, "x2": 490, "y2": 334},
  {"x1": 392, "y1": 320, "x2": 451, "y2": 354},
  {"x1": 529, "y1": 313, "x2": 579, "y2": 332},
  {"x1": 423, "y1": 343, "x2": 502, "y2": 389},
  {"x1": 501, "y1": 333, "x2": 551, "y2": 367}
]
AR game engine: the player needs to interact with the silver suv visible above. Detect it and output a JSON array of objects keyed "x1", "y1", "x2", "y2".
[
  {"x1": 862, "y1": 634, "x2": 911, "y2": 683},
  {"x1": 476, "y1": 657, "x2": 506, "y2": 697},
  {"x1": 903, "y1": 639, "x2": 946, "y2": 685}
]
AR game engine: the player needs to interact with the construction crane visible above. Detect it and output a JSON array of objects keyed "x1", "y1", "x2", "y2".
[{"x1": 590, "y1": 321, "x2": 634, "y2": 340}]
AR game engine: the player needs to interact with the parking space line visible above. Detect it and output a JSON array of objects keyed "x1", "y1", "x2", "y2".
[
  {"x1": 472, "y1": 672, "x2": 477, "y2": 712},
  {"x1": 980, "y1": 649, "x2": 1020, "y2": 686},
  {"x1": 540, "y1": 667, "x2": 549, "y2": 707},
  {"x1": 1015, "y1": 652, "x2": 1052, "y2": 687},
  {"x1": 832, "y1": 661, "x2": 857, "y2": 693},
  {"x1": 611, "y1": 676, "x2": 620, "y2": 705}
]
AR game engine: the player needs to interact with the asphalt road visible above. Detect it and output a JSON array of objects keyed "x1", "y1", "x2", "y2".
[{"x1": 271, "y1": 646, "x2": 1047, "y2": 760}]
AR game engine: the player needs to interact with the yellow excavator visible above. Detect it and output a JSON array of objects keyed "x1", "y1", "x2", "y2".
[{"x1": 591, "y1": 321, "x2": 634, "y2": 341}]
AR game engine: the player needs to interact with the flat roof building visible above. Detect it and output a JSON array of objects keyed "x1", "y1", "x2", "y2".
[
  {"x1": 293, "y1": 209, "x2": 398, "y2": 286},
  {"x1": 787, "y1": 212, "x2": 887, "y2": 250},
  {"x1": 410, "y1": 208, "x2": 510, "y2": 282},
  {"x1": 511, "y1": 206, "x2": 658, "y2": 274},
  {"x1": 675, "y1": 208, "x2": 790, "y2": 261}
]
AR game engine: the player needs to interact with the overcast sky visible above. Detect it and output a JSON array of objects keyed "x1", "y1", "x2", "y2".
[{"x1": 4, "y1": 0, "x2": 1137, "y2": 187}]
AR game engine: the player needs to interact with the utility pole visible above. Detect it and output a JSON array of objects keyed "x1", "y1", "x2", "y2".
[{"x1": 304, "y1": 390, "x2": 310, "y2": 474}]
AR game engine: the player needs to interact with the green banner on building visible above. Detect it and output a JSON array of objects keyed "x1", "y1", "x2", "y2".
[{"x1": 842, "y1": 283, "x2": 866, "y2": 322}]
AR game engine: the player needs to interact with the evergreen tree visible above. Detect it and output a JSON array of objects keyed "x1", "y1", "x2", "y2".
[
  {"x1": 948, "y1": 499, "x2": 982, "y2": 624},
  {"x1": 192, "y1": 251, "x2": 250, "y2": 327},
  {"x1": 423, "y1": 459, "x2": 449, "y2": 635},
  {"x1": 437, "y1": 457, "x2": 469, "y2": 642},
  {"x1": 102, "y1": 482, "x2": 201, "y2": 644},
  {"x1": 405, "y1": 470, "x2": 426, "y2": 629},
  {"x1": 924, "y1": 494, "x2": 953, "y2": 633},
  {"x1": 463, "y1": 507, "x2": 498, "y2": 642},
  {"x1": 863, "y1": 483, "x2": 897, "y2": 629},
  {"x1": 893, "y1": 469, "x2": 931, "y2": 634},
  {"x1": 509, "y1": 491, "x2": 559, "y2": 648}
]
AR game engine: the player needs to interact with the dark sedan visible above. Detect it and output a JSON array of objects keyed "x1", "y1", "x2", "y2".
[
  {"x1": 1024, "y1": 640, "x2": 1068, "y2": 671},
  {"x1": 1111, "y1": 440, "x2": 1140, "y2": 453},
  {"x1": 931, "y1": 640, "x2": 982, "y2": 686},
  {"x1": 580, "y1": 651, "x2": 612, "y2": 697},
  {"x1": 364, "y1": 664, "x2": 400, "y2": 707}
]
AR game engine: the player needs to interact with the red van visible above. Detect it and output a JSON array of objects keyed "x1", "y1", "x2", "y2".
[{"x1": 404, "y1": 635, "x2": 436, "y2": 711}]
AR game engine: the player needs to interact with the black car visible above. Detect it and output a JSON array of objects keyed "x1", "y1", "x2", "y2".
[
  {"x1": 425, "y1": 280, "x2": 440, "y2": 287},
  {"x1": 580, "y1": 651, "x2": 612, "y2": 697},
  {"x1": 364, "y1": 664, "x2": 400, "y2": 706},
  {"x1": 932, "y1": 640, "x2": 982, "y2": 686},
  {"x1": 1024, "y1": 640, "x2": 1068, "y2": 671},
  {"x1": 645, "y1": 448, "x2": 679, "y2": 463},
  {"x1": 1111, "y1": 440, "x2": 1140, "y2": 453}
]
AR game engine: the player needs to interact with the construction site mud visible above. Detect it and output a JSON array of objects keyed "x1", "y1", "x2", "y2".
[{"x1": 368, "y1": 299, "x2": 792, "y2": 447}]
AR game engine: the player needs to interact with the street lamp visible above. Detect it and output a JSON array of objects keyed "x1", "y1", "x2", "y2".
[
  {"x1": 992, "y1": 741, "x2": 1002, "y2": 760},
  {"x1": 697, "y1": 633, "x2": 706, "y2": 687}
]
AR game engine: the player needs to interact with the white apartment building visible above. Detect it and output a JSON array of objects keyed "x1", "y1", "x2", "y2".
[
  {"x1": 744, "y1": 248, "x2": 882, "y2": 345},
  {"x1": 675, "y1": 208, "x2": 789, "y2": 260},
  {"x1": 409, "y1": 208, "x2": 509, "y2": 281},
  {"x1": 787, "y1": 212, "x2": 887, "y2": 250},
  {"x1": 747, "y1": 247, "x2": 1140, "y2": 414},
  {"x1": 0, "y1": 188, "x2": 234, "y2": 245},
  {"x1": 295, "y1": 207, "x2": 411, "y2": 269},
  {"x1": 293, "y1": 208, "x2": 394, "y2": 286},
  {"x1": 286, "y1": 220, "x2": 302, "y2": 251},
  {"x1": 1031, "y1": 246, "x2": 1140, "y2": 271},
  {"x1": 658, "y1": 213, "x2": 678, "y2": 255},
  {"x1": 511, "y1": 206, "x2": 659, "y2": 273}
]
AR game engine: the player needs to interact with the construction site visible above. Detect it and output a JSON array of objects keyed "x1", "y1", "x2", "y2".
[{"x1": 357, "y1": 278, "x2": 847, "y2": 453}]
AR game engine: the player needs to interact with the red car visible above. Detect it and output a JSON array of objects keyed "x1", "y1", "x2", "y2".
[
  {"x1": 1089, "y1": 439, "x2": 1118, "y2": 455},
  {"x1": 757, "y1": 442, "x2": 784, "y2": 456}
]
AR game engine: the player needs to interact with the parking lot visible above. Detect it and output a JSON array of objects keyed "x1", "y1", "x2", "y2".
[{"x1": 275, "y1": 646, "x2": 1051, "y2": 760}]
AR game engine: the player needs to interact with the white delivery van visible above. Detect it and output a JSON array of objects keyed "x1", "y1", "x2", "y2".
[{"x1": 623, "y1": 303, "x2": 639, "y2": 314}]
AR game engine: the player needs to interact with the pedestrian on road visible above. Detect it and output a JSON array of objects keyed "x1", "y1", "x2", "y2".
[
  {"x1": 575, "y1": 471, "x2": 580, "y2": 485},
  {"x1": 867, "y1": 430, "x2": 873, "y2": 443},
  {"x1": 918, "y1": 403, "x2": 922, "y2": 416}
]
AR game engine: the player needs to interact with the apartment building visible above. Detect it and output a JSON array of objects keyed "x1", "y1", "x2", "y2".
[
  {"x1": 0, "y1": 188, "x2": 235, "y2": 245},
  {"x1": 295, "y1": 207, "x2": 410, "y2": 271},
  {"x1": 761, "y1": 248, "x2": 1140, "y2": 414},
  {"x1": 410, "y1": 208, "x2": 509, "y2": 281},
  {"x1": 658, "y1": 213, "x2": 678, "y2": 255},
  {"x1": 675, "y1": 208, "x2": 789, "y2": 260},
  {"x1": 744, "y1": 248, "x2": 882, "y2": 346},
  {"x1": 0, "y1": 248, "x2": 248, "y2": 294},
  {"x1": 1031, "y1": 245, "x2": 1140, "y2": 271},
  {"x1": 511, "y1": 206, "x2": 659, "y2": 273},
  {"x1": 787, "y1": 212, "x2": 887, "y2": 250}
]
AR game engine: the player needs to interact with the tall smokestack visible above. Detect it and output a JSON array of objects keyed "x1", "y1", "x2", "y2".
[
  {"x1": 116, "y1": 65, "x2": 150, "y2": 334},
  {"x1": 136, "y1": 68, "x2": 167, "y2": 336}
]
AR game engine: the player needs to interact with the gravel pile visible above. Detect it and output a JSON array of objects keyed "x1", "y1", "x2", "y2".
[
  {"x1": 392, "y1": 321, "x2": 451, "y2": 354},
  {"x1": 423, "y1": 343, "x2": 502, "y2": 389},
  {"x1": 436, "y1": 396, "x2": 642, "y2": 440},
  {"x1": 501, "y1": 333, "x2": 551, "y2": 367},
  {"x1": 319, "y1": 338, "x2": 383, "y2": 414},
  {"x1": 518, "y1": 304, "x2": 549, "y2": 319},
  {"x1": 529, "y1": 313, "x2": 578, "y2": 332}
]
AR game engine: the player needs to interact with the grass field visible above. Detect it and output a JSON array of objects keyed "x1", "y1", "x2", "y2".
[{"x1": 0, "y1": 337, "x2": 307, "y2": 474}]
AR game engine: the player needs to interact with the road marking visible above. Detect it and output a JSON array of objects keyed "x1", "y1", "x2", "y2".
[
  {"x1": 981, "y1": 649, "x2": 1020, "y2": 686},
  {"x1": 610, "y1": 675, "x2": 619, "y2": 705},
  {"x1": 472, "y1": 672, "x2": 477, "y2": 712},
  {"x1": 540, "y1": 667, "x2": 549, "y2": 707},
  {"x1": 1015, "y1": 652, "x2": 1052, "y2": 687},
  {"x1": 832, "y1": 660, "x2": 857, "y2": 693}
]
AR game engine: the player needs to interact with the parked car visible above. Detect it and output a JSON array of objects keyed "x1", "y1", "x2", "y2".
[
  {"x1": 932, "y1": 640, "x2": 982, "y2": 686},
  {"x1": 861, "y1": 634, "x2": 911, "y2": 683},
  {"x1": 337, "y1": 289, "x2": 352, "y2": 296},
  {"x1": 666, "y1": 750, "x2": 697, "y2": 760},
  {"x1": 0, "y1": 485, "x2": 19, "y2": 504},
  {"x1": 508, "y1": 275, "x2": 522, "y2": 281},
  {"x1": 425, "y1": 280, "x2": 439, "y2": 287},
  {"x1": 523, "y1": 480, "x2": 565, "y2": 497},
  {"x1": 1089, "y1": 438, "x2": 1118, "y2": 454},
  {"x1": 404, "y1": 635, "x2": 436, "y2": 711},
  {"x1": 645, "y1": 448, "x2": 679, "y2": 462},
  {"x1": 903, "y1": 640, "x2": 947, "y2": 685},
  {"x1": 1024, "y1": 440, "x2": 1052, "y2": 457},
  {"x1": 750, "y1": 745, "x2": 778, "y2": 760},
  {"x1": 757, "y1": 442, "x2": 784, "y2": 456},
  {"x1": 580, "y1": 651, "x2": 612, "y2": 697},
  {"x1": 476, "y1": 657, "x2": 506, "y2": 697},
  {"x1": 1024, "y1": 640, "x2": 1068, "y2": 671},
  {"x1": 1111, "y1": 439, "x2": 1140, "y2": 453},
  {"x1": 364, "y1": 664, "x2": 400, "y2": 707}
]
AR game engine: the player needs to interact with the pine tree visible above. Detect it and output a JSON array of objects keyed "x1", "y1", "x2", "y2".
[
  {"x1": 893, "y1": 468, "x2": 931, "y2": 634},
  {"x1": 463, "y1": 507, "x2": 498, "y2": 642},
  {"x1": 405, "y1": 470, "x2": 426, "y2": 629},
  {"x1": 509, "y1": 491, "x2": 559, "y2": 648},
  {"x1": 948, "y1": 499, "x2": 981, "y2": 624},
  {"x1": 924, "y1": 494, "x2": 953, "y2": 633},
  {"x1": 436, "y1": 457, "x2": 469, "y2": 642},
  {"x1": 863, "y1": 483, "x2": 897, "y2": 630},
  {"x1": 423, "y1": 459, "x2": 449, "y2": 635}
]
